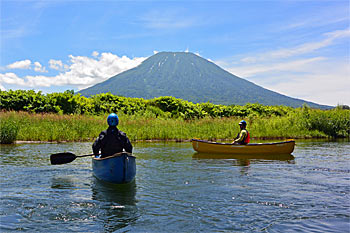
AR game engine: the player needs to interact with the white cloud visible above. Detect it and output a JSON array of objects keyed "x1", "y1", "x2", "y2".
[
  {"x1": 241, "y1": 28, "x2": 350, "y2": 63},
  {"x1": 49, "y1": 59, "x2": 67, "y2": 71},
  {"x1": 265, "y1": 61, "x2": 350, "y2": 106},
  {"x1": 0, "y1": 73, "x2": 26, "y2": 86},
  {"x1": 282, "y1": 5, "x2": 349, "y2": 31},
  {"x1": 5, "y1": 60, "x2": 49, "y2": 73},
  {"x1": 7, "y1": 60, "x2": 31, "y2": 69},
  {"x1": 217, "y1": 28, "x2": 350, "y2": 106},
  {"x1": 227, "y1": 57, "x2": 327, "y2": 78},
  {"x1": 221, "y1": 58, "x2": 350, "y2": 106},
  {"x1": 92, "y1": 51, "x2": 99, "y2": 57},
  {"x1": 34, "y1": 62, "x2": 47, "y2": 73},
  {"x1": 49, "y1": 59, "x2": 62, "y2": 70},
  {"x1": 0, "y1": 52, "x2": 147, "y2": 91}
]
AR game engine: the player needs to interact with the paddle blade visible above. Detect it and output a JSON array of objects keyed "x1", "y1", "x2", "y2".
[{"x1": 50, "y1": 152, "x2": 77, "y2": 165}]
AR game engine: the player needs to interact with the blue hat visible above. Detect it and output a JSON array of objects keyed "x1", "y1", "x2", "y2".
[
  {"x1": 239, "y1": 120, "x2": 247, "y2": 126},
  {"x1": 107, "y1": 113, "x2": 119, "y2": 126}
]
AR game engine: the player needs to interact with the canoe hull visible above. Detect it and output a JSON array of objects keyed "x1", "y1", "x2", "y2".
[
  {"x1": 92, "y1": 153, "x2": 136, "y2": 184},
  {"x1": 191, "y1": 139, "x2": 295, "y2": 155}
]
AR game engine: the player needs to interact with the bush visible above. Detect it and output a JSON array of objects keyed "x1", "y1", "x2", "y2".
[{"x1": 301, "y1": 105, "x2": 350, "y2": 138}]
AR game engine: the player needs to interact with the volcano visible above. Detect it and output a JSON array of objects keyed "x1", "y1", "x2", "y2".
[{"x1": 79, "y1": 52, "x2": 329, "y2": 108}]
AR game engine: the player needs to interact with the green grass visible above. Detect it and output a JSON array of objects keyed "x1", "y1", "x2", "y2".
[
  {"x1": 0, "y1": 117, "x2": 19, "y2": 144},
  {"x1": 1, "y1": 111, "x2": 104, "y2": 142},
  {"x1": 1, "y1": 110, "x2": 341, "y2": 143}
]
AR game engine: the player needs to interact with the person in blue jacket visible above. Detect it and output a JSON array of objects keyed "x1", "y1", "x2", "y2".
[{"x1": 92, "y1": 113, "x2": 133, "y2": 158}]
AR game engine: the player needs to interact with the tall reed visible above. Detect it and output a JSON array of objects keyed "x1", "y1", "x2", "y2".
[
  {"x1": 0, "y1": 117, "x2": 19, "y2": 144},
  {"x1": 0, "y1": 111, "x2": 104, "y2": 142},
  {"x1": 0, "y1": 110, "x2": 347, "y2": 143}
]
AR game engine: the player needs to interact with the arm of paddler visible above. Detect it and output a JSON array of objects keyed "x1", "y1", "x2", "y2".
[
  {"x1": 232, "y1": 130, "x2": 247, "y2": 144},
  {"x1": 92, "y1": 132, "x2": 105, "y2": 156}
]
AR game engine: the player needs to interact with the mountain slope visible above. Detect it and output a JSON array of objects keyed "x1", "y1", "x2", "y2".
[{"x1": 79, "y1": 52, "x2": 330, "y2": 108}]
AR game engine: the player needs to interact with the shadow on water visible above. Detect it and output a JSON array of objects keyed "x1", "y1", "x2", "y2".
[{"x1": 91, "y1": 178, "x2": 138, "y2": 232}]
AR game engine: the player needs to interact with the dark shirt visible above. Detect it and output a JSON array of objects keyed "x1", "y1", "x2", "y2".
[{"x1": 92, "y1": 126, "x2": 133, "y2": 157}]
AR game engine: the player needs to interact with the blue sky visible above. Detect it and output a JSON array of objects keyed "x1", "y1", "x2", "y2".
[{"x1": 1, "y1": 0, "x2": 349, "y2": 106}]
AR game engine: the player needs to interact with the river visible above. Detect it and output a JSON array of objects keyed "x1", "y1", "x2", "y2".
[{"x1": 0, "y1": 140, "x2": 349, "y2": 232}]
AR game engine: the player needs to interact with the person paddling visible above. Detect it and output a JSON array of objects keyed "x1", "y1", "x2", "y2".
[
  {"x1": 232, "y1": 120, "x2": 250, "y2": 145},
  {"x1": 92, "y1": 113, "x2": 133, "y2": 158}
]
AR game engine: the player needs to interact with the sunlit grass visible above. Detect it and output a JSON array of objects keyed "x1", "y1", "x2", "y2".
[
  {"x1": 1, "y1": 111, "x2": 104, "y2": 142},
  {"x1": 0, "y1": 110, "x2": 344, "y2": 143},
  {"x1": 0, "y1": 117, "x2": 19, "y2": 144}
]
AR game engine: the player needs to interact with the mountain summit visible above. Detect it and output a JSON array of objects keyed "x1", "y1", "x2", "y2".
[{"x1": 79, "y1": 52, "x2": 329, "y2": 108}]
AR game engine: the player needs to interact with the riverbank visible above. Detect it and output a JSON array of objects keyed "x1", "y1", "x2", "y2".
[{"x1": 1, "y1": 109, "x2": 349, "y2": 144}]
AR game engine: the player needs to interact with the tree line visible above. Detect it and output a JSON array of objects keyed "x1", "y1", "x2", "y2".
[{"x1": 0, "y1": 90, "x2": 290, "y2": 119}]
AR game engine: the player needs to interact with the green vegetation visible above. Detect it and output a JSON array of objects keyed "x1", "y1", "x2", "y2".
[
  {"x1": 0, "y1": 111, "x2": 102, "y2": 143},
  {"x1": 0, "y1": 90, "x2": 349, "y2": 143},
  {"x1": 0, "y1": 117, "x2": 19, "y2": 144},
  {"x1": 0, "y1": 90, "x2": 291, "y2": 118}
]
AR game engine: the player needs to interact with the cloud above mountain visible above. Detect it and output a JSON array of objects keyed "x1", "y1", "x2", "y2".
[{"x1": 0, "y1": 52, "x2": 146, "y2": 91}]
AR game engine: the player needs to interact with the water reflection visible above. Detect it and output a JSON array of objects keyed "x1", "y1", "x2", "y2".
[
  {"x1": 91, "y1": 178, "x2": 137, "y2": 204},
  {"x1": 192, "y1": 153, "x2": 295, "y2": 176},
  {"x1": 91, "y1": 178, "x2": 138, "y2": 232},
  {"x1": 51, "y1": 177, "x2": 76, "y2": 189},
  {"x1": 192, "y1": 152, "x2": 295, "y2": 161}
]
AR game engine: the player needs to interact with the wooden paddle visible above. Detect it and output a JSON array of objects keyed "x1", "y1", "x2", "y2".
[{"x1": 50, "y1": 152, "x2": 95, "y2": 165}]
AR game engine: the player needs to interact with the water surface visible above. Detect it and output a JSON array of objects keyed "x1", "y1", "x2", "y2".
[{"x1": 1, "y1": 140, "x2": 349, "y2": 232}]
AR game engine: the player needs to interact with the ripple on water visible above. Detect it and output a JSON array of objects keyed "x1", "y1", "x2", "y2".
[{"x1": 0, "y1": 140, "x2": 349, "y2": 232}]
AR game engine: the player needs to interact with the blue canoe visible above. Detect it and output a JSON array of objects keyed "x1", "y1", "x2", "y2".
[{"x1": 92, "y1": 152, "x2": 136, "y2": 184}]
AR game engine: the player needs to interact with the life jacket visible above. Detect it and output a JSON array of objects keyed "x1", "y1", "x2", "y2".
[
  {"x1": 235, "y1": 129, "x2": 250, "y2": 145},
  {"x1": 244, "y1": 130, "x2": 250, "y2": 144}
]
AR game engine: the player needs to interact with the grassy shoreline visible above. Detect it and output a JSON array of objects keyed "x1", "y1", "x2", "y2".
[
  {"x1": 11, "y1": 137, "x2": 345, "y2": 144},
  {"x1": 1, "y1": 90, "x2": 349, "y2": 144},
  {"x1": 2, "y1": 110, "x2": 348, "y2": 144}
]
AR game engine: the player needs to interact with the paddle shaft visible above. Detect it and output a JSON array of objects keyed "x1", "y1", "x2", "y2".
[
  {"x1": 76, "y1": 153, "x2": 95, "y2": 158},
  {"x1": 79, "y1": 152, "x2": 131, "y2": 157}
]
